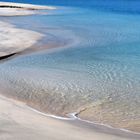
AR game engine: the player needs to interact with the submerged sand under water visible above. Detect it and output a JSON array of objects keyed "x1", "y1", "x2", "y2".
[
  {"x1": 0, "y1": 2, "x2": 140, "y2": 138},
  {"x1": 0, "y1": 94, "x2": 140, "y2": 140}
]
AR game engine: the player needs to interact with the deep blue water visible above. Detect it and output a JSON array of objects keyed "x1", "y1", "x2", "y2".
[{"x1": 0, "y1": 0, "x2": 140, "y2": 130}]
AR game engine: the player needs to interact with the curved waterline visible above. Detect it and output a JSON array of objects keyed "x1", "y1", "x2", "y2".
[
  {"x1": 0, "y1": 4, "x2": 140, "y2": 135},
  {"x1": 26, "y1": 105, "x2": 140, "y2": 137}
]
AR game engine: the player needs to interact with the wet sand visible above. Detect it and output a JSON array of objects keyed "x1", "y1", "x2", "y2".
[
  {"x1": 78, "y1": 104, "x2": 140, "y2": 133},
  {"x1": 0, "y1": 2, "x2": 56, "y2": 57},
  {"x1": 0, "y1": 94, "x2": 139, "y2": 140},
  {"x1": 0, "y1": 2, "x2": 140, "y2": 139}
]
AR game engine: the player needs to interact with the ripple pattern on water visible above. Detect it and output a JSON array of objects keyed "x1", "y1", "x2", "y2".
[{"x1": 0, "y1": 6, "x2": 140, "y2": 132}]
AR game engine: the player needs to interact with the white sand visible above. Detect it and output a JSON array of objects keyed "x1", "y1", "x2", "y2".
[
  {"x1": 0, "y1": 8, "x2": 36, "y2": 16},
  {"x1": 0, "y1": 2, "x2": 56, "y2": 16},
  {"x1": 0, "y1": 94, "x2": 136, "y2": 140},
  {"x1": 0, "y1": 2, "x2": 56, "y2": 57},
  {"x1": 0, "y1": 21, "x2": 44, "y2": 57},
  {"x1": 0, "y1": 2, "x2": 139, "y2": 139},
  {"x1": 0, "y1": 2, "x2": 56, "y2": 10}
]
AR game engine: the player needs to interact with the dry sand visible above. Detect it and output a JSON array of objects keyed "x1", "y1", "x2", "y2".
[
  {"x1": 0, "y1": 8, "x2": 36, "y2": 16},
  {"x1": 0, "y1": 2, "x2": 56, "y2": 16},
  {"x1": 0, "y1": 2, "x2": 140, "y2": 140},
  {"x1": 0, "y1": 94, "x2": 139, "y2": 140},
  {"x1": 0, "y1": 2, "x2": 55, "y2": 10},
  {"x1": 0, "y1": 2, "x2": 56, "y2": 58},
  {"x1": 0, "y1": 21, "x2": 44, "y2": 57}
]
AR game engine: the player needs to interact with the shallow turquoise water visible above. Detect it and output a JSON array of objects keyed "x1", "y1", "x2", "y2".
[{"x1": 0, "y1": 5, "x2": 140, "y2": 127}]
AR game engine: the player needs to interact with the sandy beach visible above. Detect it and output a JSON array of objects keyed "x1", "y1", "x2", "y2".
[
  {"x1": 0, "y1": 2, "x2": 55, "y2": 16},
  {"x1": 0, "y1": 2, "x2": 55, "y2": 9},
  {"x1": 0, "y1": 2, "x2": 56, "y2": 59},
  {"x1": 0, "y1": 94, "x2": 139, "y2": 140},
  {"x1": 0, "y1": 2, "x2": 54, "y2": 58},
  {"x1": 0, "y1": 1, "x2": 140, "y2": 140},
  {"x1": 0, "y1": 21, "x2": 44, "y2": 58}
]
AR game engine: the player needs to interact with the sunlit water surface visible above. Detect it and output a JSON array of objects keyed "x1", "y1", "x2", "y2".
[{"x1": 0, "y1": 2, "x2": 140, "y2": 131}]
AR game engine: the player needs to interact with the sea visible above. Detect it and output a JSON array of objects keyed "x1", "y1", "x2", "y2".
[{"x1": 0, "y1": 0, "x2": 140, "y2": 132}]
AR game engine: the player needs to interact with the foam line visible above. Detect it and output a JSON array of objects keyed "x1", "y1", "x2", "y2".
[{"x1": 26, "y1": 105, "x2": 140, "y2": 136}]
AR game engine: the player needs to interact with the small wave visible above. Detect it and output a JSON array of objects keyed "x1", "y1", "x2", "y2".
[
  {"x1": 26, "y1": 105, "x2": 140, "y2": 136},
  {"x1": 26, "y1": 106, "x2": 76, "y2": 121}
]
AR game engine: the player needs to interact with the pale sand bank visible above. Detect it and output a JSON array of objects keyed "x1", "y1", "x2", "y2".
[
  {"x1": 0, "y1": 2, "x2": 56, "y2": 10},
  {"x1": 0, "y1": 21, "x2": 44, "y2": 58},
  {"x1": 0, "y1": 2, "x2": 56, "y2": 16},
  {"x1": 0, "y1": 94, "x2": 139, "y2": 140},
  {"x1": 0, "y1": 2, "x2": 56, "y2": 57},
  {"x1": 0, "y1": 8, "x2": 36, "y2": 16}
]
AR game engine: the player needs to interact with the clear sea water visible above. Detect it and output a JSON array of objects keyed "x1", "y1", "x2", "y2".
[{"x1": 0, "y1": 0, "x2": 140, "y2": 131}]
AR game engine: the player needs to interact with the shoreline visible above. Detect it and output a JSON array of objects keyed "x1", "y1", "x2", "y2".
[
  {"x1": 0, "y1": 2, "x2": 56, "y2": 10},
  {"x1": 0, "y1": 2, "x2": 56, "y2": 16},
  {"x1": 27, "y1": 105, "x2": 140, "y2": 136},
  {"x1": 0, "y1": 89, "x2": 140, "y2": 138},
  {"x1": 0, "y1": 21, "x2": 44, "y2": 58},
  {"x1": 0, "y1": 2, "x2": 139, "y2": 139},
  {"x1": 0, "y1": 53, "x2": 16, "y2": 60},
  {"x1": 0, "y1": 94, "x2": 139, "y2": 140},
  {"x1": 0, "y1": 19, "x2": 139, "y2": 136}
]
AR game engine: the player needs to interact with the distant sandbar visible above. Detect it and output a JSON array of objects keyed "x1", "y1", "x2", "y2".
[{"x1": 0, "y1": 2, "x2": 56, "y2": 16}]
